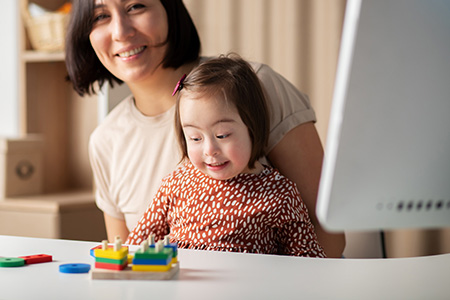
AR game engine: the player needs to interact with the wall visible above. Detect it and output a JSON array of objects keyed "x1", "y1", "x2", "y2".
[
  {"x1": 184, "y1": 0, "x2": 346, "y2": 143},
  {"x1": 0, "y1": 0, "x2": 19, "y2": 137}
]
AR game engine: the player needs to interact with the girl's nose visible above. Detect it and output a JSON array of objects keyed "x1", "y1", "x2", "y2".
[
  {"x1": 204, "y1": 139, "x2": 219, "y2": 157},
  {"x1": 111, "y1": 12, "x2": 135, "y2": 41}
]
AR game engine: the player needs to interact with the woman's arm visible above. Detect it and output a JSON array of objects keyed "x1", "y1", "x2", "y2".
[
  {"x1": 103, "y1": 213, "x2": 130, "y2": 243},
  {"x1": 126, "y1": 185, "x2": 172, "y2": 245},
  {"x1": 267, "y1": 121, "x2": 346, "y2": 258}
]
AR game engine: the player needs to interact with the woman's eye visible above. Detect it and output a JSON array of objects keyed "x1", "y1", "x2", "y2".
[
  {"x1": 93, "y1": 13, "x2": 109, "y2": 23},
  {"x1": 128, "y1": 3, "x2": 145, "y2": 12}
]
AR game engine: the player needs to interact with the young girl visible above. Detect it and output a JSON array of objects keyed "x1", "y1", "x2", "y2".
[{"x1": 126, "y1": 55, "x2": 325, "y2": 258}]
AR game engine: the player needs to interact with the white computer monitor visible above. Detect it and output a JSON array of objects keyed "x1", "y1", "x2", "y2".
[{"x1": 316, "y1": 0, "x2": 450, "y2": 232}]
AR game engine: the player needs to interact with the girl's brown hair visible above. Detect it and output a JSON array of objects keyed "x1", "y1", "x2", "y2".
[{"x1": 174, "y1": 54, "x2": 270, "y2": 169}]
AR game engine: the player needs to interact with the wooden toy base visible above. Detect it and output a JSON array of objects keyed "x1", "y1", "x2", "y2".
[{"x1": 90, "y1": 262, "x2": 180, "y2": 280}]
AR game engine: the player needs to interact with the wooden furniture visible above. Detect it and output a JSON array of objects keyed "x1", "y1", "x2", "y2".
[
  {"x1": 0, "y1": 136, "x2": 43, "y2": 198},
  {"x1": 0, "y1": 191, "x2": 105, "y2": 241},
  {"x1": 19, "y1": 0, "x2": 98, "y2": 193},
  {"x1": 3, "y1": 0, "x2": 106, "y2": 241}
]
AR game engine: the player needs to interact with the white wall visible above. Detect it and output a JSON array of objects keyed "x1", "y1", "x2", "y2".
[{"x1": 0, "y1": 0, "x2": 19, "y2": 137}]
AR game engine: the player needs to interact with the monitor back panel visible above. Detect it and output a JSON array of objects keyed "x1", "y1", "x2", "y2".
[{"x1": 317, "y1": 0, "x2": 450, "y2": 231}]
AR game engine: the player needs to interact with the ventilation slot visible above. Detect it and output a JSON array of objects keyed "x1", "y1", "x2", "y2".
[{"x1": 377, "y1": 199, "x2": 450, "y2": 212}]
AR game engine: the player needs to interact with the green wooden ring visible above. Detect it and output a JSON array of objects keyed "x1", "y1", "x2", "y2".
[{"x1": 0, "y1": 257, "x2": 25, "y2": 267}]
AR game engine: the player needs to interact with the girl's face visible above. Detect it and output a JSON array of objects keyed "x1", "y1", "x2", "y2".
[
  {"x1": 179, "y1": 94, "x2": 253, "y2": 180},
  {"x1": 89, "y1": 0, "x2": 169, "y2": 83}
]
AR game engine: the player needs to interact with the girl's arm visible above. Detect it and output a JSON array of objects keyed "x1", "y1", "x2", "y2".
[
  {"x1": 276, "y1": 180, "x2": 325, "y2": 258},
  {"x1": 279, "y1": 218, "x2": 327, "y2": 258},
  {"x1": 268, "y1": 121, "x2": 345, "y2": 258}
]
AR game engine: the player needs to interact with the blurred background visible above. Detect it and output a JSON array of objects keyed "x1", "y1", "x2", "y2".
[{"x1": 0, "y1": 0, "x2": 448, "y2": 258}]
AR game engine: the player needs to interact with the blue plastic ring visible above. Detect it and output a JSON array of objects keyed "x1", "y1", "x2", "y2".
[{"x1": 59, "y1": 263, "x2": 91, "y2": 274}]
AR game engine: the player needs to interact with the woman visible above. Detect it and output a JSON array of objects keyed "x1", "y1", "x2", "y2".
[
  {"x1": 65, "y1": 0, "x2": 344, "y2": 257},
  {"x1": 126, "y1": 55, "x2": 326, "y2": 258}
]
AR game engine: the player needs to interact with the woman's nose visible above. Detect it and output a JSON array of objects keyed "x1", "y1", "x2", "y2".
[{"x1": 111, "y1": 12, "x2": 135, "y2": 41}]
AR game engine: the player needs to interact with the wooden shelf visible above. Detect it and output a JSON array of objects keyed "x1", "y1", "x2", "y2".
[{"x1": 22, "y1": 50, "x2": 65, "y2": 62}]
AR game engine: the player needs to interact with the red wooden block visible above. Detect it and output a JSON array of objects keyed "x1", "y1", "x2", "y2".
[
  {"x1": 18, "y1": 254, "x2": 52, "y2": 264},
  {"x1": 95, "y1": 261, "x2": 128, "y2": 271}
]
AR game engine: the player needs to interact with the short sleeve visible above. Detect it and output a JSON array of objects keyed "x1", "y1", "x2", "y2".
[
  {"x1": 252, "y1": 62, "x2": 317, "y2": 152},
  {"x1": 89, "y1": 131, "x2": 125, "y2": 221}
]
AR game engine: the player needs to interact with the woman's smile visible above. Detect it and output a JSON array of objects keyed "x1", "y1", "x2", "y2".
[
  {"x1": 116, "y1": 46, "x2": 146, "y2": 58},
  {"x1": 89, "y1": 0, "x2": 169, "y2": 83}
]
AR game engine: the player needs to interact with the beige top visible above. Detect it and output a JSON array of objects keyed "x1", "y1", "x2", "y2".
[{"x1": 89, "y1": 60, "x2": 316, "y2": 231}]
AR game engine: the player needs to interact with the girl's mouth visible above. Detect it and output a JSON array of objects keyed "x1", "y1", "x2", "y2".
[
  {"x1": 208, "y1": 162, "x2": 225, "y2": 167},
  {"x1": 206, "y1": 161, "x2": 229, "y2": 169}
]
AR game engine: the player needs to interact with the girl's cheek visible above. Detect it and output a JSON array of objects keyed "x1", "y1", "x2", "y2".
[{"x1": 187, "y1": 145, "x2": 199, "y2": 160}]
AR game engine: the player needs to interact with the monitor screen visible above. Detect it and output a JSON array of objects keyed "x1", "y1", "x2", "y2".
[{"x1": 316, "y1": 0, "x2": 450, "y2": 232}]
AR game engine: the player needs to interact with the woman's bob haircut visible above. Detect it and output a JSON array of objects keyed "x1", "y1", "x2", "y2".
[{"x1": 65, "y1": 0, "x2": 201, "y2": 96}]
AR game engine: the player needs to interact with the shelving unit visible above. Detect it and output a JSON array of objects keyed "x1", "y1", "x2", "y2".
[
  {"x1": 19, "y1": 0, "x2": 97, "y2": 193},
  {"x1": 1, "y1": 0, "x2": 107, "y2": 241},
  {"x1": 22, "y1": 50, "x2": 65, "y2": 62}
]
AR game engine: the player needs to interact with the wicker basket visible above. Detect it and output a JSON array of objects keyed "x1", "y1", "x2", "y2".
[{"x1": 21, "y1": 1, "x2": 69, "y2": 52}]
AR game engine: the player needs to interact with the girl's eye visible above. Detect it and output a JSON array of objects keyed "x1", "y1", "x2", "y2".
[
  {"x1": 216, "y1": 134, "x2": 229, "y2": 139},
  {"x1": 190, "y1": 137, "x2": 202, "y2": 142}
]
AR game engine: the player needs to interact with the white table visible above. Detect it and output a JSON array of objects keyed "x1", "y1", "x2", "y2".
[{"x1": 0, "y1": 235, "x2": 449, "y2": 300}]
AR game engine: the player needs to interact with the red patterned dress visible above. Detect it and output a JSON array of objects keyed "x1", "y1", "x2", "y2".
[{"x1": 126, "y1": 162, "x2": 326, "y2": 258}]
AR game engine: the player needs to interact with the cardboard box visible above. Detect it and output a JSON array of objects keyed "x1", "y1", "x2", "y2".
[
  {"x1": 0, "y1": 135, "x2": 43, "y2": 198},
  {"x1": 0, "y1": 190, "x2": 106, "y2": 241}
]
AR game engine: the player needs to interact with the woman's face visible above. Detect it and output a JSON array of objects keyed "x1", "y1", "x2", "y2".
[{"x1": 89, "y1": 0, "x2": 169, "y2": 83}]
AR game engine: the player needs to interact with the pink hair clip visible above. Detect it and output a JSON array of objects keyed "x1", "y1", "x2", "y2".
[{"x1": 172, "y1": 74, "x2": 187, "y2": 96}]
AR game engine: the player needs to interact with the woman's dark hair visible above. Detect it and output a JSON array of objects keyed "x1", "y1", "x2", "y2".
[
  {"x1": 65, "y1": 0, "x2": 201, "y2": 96},
  {"x1": 174, "y1": 54, "x2": 270, "y2": 169}
]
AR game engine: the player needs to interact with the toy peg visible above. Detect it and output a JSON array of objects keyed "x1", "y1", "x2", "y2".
[
  {"x1": 148, "y1": 234, "x2": 156, "y2": 245},
  {"x1": 114, "y1": 238, "x2": 122, "y2": 251},
  {"x1": 102, "y1": 240, "x2": 108, "y2": 250},
  {"x1": 164, "y1": 235, "x2": 170, "y2": 245},
  {"x1": 155, "y1": 240, "x2": 164, "y2": 253},
  {"x1": 140, "y1": 240, "x2": 149, "y2": 252}
]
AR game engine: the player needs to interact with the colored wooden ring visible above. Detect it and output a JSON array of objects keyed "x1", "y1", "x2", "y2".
[
  {"x1": 0, "y1": 257, "x2": 25, "y2": 267},
  {"x1": 59, "y1": 263, "x2": 91, "y2": 273}
]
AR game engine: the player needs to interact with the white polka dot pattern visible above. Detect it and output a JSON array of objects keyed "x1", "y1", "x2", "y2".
[{"x1": 126, "y1": 163, "x2": 326, "y2": 258}]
